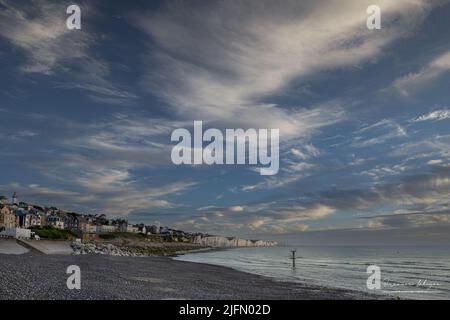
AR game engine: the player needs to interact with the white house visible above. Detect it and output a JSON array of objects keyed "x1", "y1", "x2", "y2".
[
  {"x1": 0, "y1": 227, "x2": 31, "y2": 239},
  {"x1": 126, "y1": 225, "x2": 139, "y2": 233},
  {"x1": 99, "y1": 225, "x2": 116, "y2": 233},
  {"x1": 51, "y1": 220, "x2": 65, "y2": 230}
]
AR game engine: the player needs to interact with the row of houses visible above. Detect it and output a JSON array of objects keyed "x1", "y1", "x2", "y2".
[{"x1": 0, "y1": 193, "x2": 203, "y2": 240}]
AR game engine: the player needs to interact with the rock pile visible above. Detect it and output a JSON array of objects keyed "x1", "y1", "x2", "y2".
[{"x1": 71, "y1": 241, "x2": 144, "y2": 257}]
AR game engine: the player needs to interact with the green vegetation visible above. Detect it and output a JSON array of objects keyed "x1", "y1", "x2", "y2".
[
  {"x1": 99, "y1": 233, "x2": 116, "y2": 240},
  {"x1": 31, "y1": 226, "x2": 76, "y2": 240},
  {"x1": 131, "y1": 245, "x2": 202, "y2": 256},
  {"x1": 98, "y1": 232, "x2": 191, "y2": 243},
  {"x1": 98, "y1": 232, "x2": 146, "y2": 240},
  {"x1": 163, "y1": 235, "x2": 173, "y2": 242}
]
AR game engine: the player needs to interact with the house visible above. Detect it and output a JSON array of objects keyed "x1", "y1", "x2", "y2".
[
  {"x1": 0, "y1": 206, "x2": 16, "y2": 229},
  {"x1": 160, "y1": 226, "x2": 170, "y2": 234},
  {"x1": 53, "y1": 220, "x2": 65, "y2": 230},
  {"x1": 78, "y1": 218, "x2": 94, "y2": 233},
  {"x1": 15, "y1": 210, "x2": 33, "y2": 228},
  {"x1": 0, "y1": 227, "x2": 31, "y2": 239},
  {"x1": 147, "y1": 225, "x2": 160, "y2": 234},
  {"x1": 12, "y1": 192, "x2": 18, "y2": 205},
  {"x1": 137, "y1": 224, "x2": 147, "y2": 234},
  {"x1": 0, "y1": 196, "x2": 8, "y2": 205},
  {"x1": 39, "y1": 213, "x2": 47, "y2": 226},
  {"x1": 94, "y1": 214, "x2": 108, "y2": 225},
  {"x1": 126, "y1": 224, "x2": 139, "y2": 233},
  {"x1": 21, "y1": 208, "x2": 45, "y2": 227},
  {"x1": 47, "y1": 215, "x2": 65, "y2": 230},
  {"x1": 60, "y1": 212, "x2": 79, "y2": 231},
  {"x1": 30, "y1": 212, "x2": 43, "y2": 227},
  {"x1": 99, "y1": 225, "x2": 116, "y2": 233},
  {"x1": 112, "y1": 219, "x2": 128, "y2": 232}
]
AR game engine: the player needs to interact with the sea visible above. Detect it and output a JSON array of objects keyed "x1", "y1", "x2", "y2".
[{"x1": 174, "y1": 246, "x2": 450, "y2": 300}]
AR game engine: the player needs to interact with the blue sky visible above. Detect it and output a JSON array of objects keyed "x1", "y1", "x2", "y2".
[{"x1": 1, "y1": 0, "x2": 450, "y2": 244}]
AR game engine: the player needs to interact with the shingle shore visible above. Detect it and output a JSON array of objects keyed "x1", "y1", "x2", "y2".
[{"x1": 0, "y1": 252, "x2": 381, "y2": 300}]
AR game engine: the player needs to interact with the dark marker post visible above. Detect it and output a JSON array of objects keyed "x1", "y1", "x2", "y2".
[{"x1": 291, "y1": 250, "x2": 296, "y2": 269}]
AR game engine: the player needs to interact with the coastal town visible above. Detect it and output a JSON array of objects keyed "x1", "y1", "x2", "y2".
[
  {"x1": 0, "y1": 192, "x2": 277, "y2": 250},
  {"x1": 0, "y1": 192, "x2": 197, "y2": 241}
]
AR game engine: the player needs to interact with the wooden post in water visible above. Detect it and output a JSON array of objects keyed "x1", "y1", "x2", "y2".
[{"x1": 291, "y1": 250, "x2": 296, "y2": 269}]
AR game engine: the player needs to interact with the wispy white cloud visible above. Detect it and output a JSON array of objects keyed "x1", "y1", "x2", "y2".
[
  {"x1": 0, "y1": 0, "x2": 136, "y2": 103},
  {"x1": 291, "y1": 144, "x2": 321, "y2": 160},
  {"x1": 360, "y1": 164, "x2": 409, "y2": 180},
  {"x1": 412, "y1": 109, "x2": 450, "y2": 122},
  {"x1": 1, "y1": 178, "x2": 196, "y2": 216},
  {"x1": 239, "y1": 141, "x2": 321, "y2": 192},
  {"x1": 389, "y1": 50, "x2": 450, "y2": 96},
  {"x1": 240, "y1": 170, "x2": 312, "y2": 192},
  {"x1": 427, "y1": 159, "x2": 443, "y2": 165},
  {"x1": 323, "y1": 166, "x2": 450, "y2": 209},
  {"x1": 0, "y1": 112, "x2": 199, "y2": 216},
  {"x1": 389, "y1": 135, "x2": 450, "y2": 161},
  {"x1": 351, "y1": 119, "x2": 407, "y2": 148},
  {"x1": 362, "y1": 208, "x2": 450, "y2": 230},
  {"x1": 135, "y1": 0, "x2": 432, "y2": 138},
  {"x1": 277, "y1": 204, "x2": 336, "y2": 222},
  {"x1": 177, "y1": 202, "x2": 332, "y2": 235}
]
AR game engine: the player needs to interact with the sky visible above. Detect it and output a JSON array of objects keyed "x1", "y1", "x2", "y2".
[{"x1": 1, "y1": 0, "x2": 450, "y2": 245}]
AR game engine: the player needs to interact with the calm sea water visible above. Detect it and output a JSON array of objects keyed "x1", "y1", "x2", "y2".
[{"x1": 174, "y1": 246, "x2": 450, "y2": 300}]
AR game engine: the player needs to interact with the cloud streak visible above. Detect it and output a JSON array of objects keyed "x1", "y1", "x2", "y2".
[
  {"x1": 0, "y1": 0, "x2": 137, "y2": 103},
  {"x1": 135, "y1": 0, "x2": 432, "y2": 138},
  {"x1": 412, "y1": 109, "x2": 450, "y2": 122},
  {"x1": 390, "y1": 50, "x2": 450, "y2": 96}
]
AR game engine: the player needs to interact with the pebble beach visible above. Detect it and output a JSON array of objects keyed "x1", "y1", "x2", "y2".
[{"x1": 0, "y1": 239, "x2": 379, "y2": 300}]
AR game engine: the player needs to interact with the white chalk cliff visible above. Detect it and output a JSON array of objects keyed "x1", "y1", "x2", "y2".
[{"x1": 193, "y1": 236, "x2": 277, "y2": 247}]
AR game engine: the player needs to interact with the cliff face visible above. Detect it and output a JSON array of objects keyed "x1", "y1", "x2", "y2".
[{"x1": 193, "y1": 236, "x2": 277, "y2": 248}]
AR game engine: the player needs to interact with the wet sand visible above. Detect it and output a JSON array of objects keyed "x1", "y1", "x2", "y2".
[{"x1": 0, "y1": 251, "x2": 382, "y2": 300}]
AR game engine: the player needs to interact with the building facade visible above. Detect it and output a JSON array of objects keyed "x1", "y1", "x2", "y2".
[
  {"x1": 0, "y1": 196, "x2": 8, "y2": 205},
  {"x1": 0, "y1": 206, "x2": 16, "y2": 229}
]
